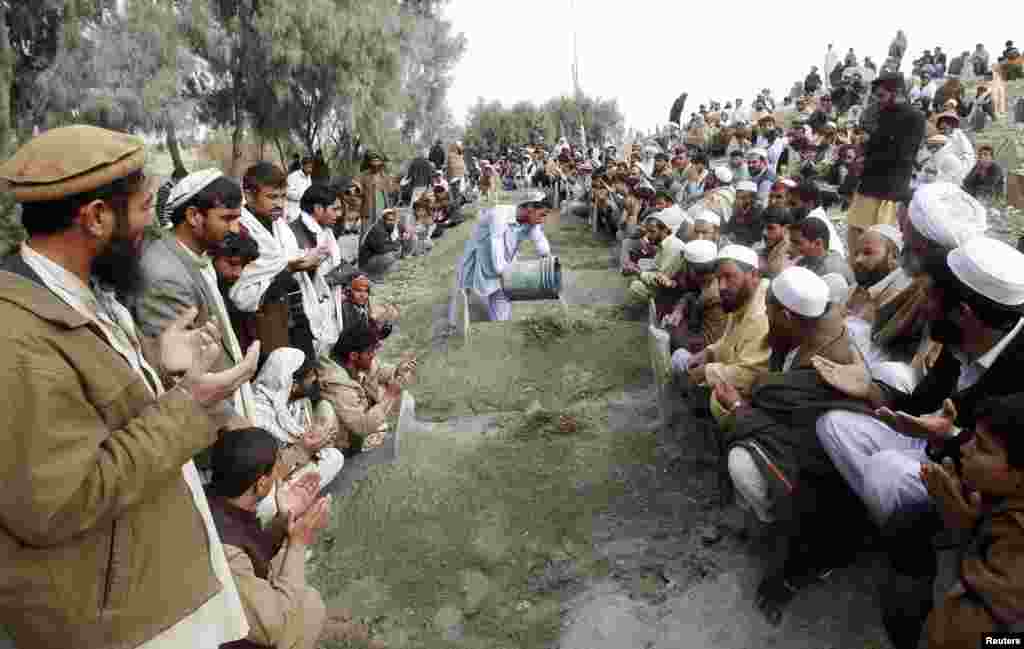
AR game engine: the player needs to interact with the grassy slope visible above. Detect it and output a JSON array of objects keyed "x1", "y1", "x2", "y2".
[{"x1": 312, "y1": 204, "x2": 653, "y2": 649}]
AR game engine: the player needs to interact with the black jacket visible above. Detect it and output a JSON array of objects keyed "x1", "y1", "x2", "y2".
[
  {"x1": 358, "y1": 220, "x2": 401, "y2": 265},
  {"x1": 804, "y1": 72, "x2": 822, "y2": 94},
  {"x1": 963, "y1": 163, "x2": 1005, "y2": 200},
  {"x1": 428, "y1": 145, "x2": 446, "y2": 171},
  {"x1": 887, "y1": 325, "x2": 1024, "y2": 429},
  {"x1": 859, "y1": 103, "x2": 926, "y2": 200}
]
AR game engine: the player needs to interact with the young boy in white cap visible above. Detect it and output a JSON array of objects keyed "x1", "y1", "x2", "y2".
[
  {"x1": 661, "y1": 239, "x2": 727, "y2": 354},
  {"x1": 628, "y1": 208, "x2": 686, "y2": 303}
]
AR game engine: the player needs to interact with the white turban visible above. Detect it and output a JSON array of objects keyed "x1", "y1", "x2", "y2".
[
  {"x1": 714, "y1": 166, "x2": 734, "y2": 185},
  {"x1": 694, "y1": 209, "x2": 721, "y2": 227},
  {"x1": 717, "y1": 244, "x2": 759, "y2": 269},
  {"x1": 772, "y1": 266, "x2": 829, "y2": 317},
  {"x1": 948, "y1": 237, "x2": 1024, "y2": 307},
  {"x1": 684, "y1": 239, "x2": 718, "y2": 264},
  {"x1": 647, "y1": 206, "x2": 685, "y2": 233},
  {"x1": 166, "y1": 168, "x2": 225, "y2": 215},
  {"x1": 821, "y1": 273, "x2": 850, "y2": 306},
  {"x1": 868, "y1": 224, "x2": 904, "y2": 252},
  {"x1": 909, "y1": 182, "x2": 988, "y2": 250}
]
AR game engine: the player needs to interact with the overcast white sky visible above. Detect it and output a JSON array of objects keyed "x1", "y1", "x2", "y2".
[{"x1": 443, "y1": 1, "x2": 1011, "y2": 134}]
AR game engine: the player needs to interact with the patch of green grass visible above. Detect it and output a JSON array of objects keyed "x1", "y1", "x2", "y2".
[
  {"x1": 310, "y1": 398, "x2": 657, "y2": 649},
  {"x1": 519, "y1": 313, "x2": 606, "y2": 344},
  {"x1": 312, "y1": 194, "x2": 655, "y2": 648}
]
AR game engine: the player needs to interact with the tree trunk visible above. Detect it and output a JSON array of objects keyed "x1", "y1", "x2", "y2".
[
  {"x1": 273, "y1": 136, "x2": 287, "y2": 171},
  {"x1": 165, "y1": 123, "x2": 187, "y2": 176},
  {"x1": 0, "y1": 4, "x2": 12, "y2": 158}
]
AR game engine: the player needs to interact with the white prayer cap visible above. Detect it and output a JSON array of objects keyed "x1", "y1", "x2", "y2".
[
  {"x1": 821, "y1": 272, "x2": 850, "y2": 305},
  {"x1": 166, "y1": 168, "x2": 224, "y2": 214},
  {"x1": 646, "y1": 206, "x2": 685, "y2": 233},
  {"x1": 714, "y1": 166, "x2": 734, "y2": 184},
  {"x1": 909, "y1": 182, "x2": 988, "y2": 249},
  {"x1": 736, "y1": 180, "x2": 758, "y2": 193},
  {"x1": 684, "y1": 239, "x2": 718, "y2": 265},
  {"x1": 772, "y1": 266, "x2": 830, "y2": 317},
  {"x1": 947, "y1": 237, "x2": 1024, "y2": 308},
  {"x1": 717, "y1": 244, "x2": 760, "y2": 270},
  {"x1": 517, "y1": 190, "x2": 547, "y2": 207},
  {"x1": 694, "y1": 209, "x2": 721, "y2": 227},
  {"x1": 780, "y1": 178, "x2": 798, "y2": 189},
  {"x1": 746, "y1": 148, "x2": 769, "y2": 160},
  {"x1": 868, "y1": 224, "x2": 904, "y2": 252}
]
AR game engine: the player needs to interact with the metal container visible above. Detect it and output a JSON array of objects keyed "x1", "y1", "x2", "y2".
[{"x1": 500, "y1": 256, "x2": 562, "y2": 301}]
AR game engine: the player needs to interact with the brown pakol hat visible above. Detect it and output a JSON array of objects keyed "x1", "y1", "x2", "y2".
[{"x1": 0, "y1": 125, "x2": 145, "y2": 203}]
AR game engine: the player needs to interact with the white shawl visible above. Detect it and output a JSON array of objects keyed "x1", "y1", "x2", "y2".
[
  {"x1": 251, "y1": 347, "x2": 312, "y2": 444},
  {"x1": 229, "y1": 208, "x2": 302, "y2": 312}
]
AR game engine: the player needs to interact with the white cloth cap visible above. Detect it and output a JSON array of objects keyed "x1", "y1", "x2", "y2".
[
  {"x1": 717, "y1": 244, "x2": 760, "y2": 270},
  {"x1": 780, "y1": 178, "x2": 798, "y2": 189},
  {"x1": 947, "y1": 237, "x2": 1024, "y2": 307},
  {"x1": 909, "y1": 182, "x2": 988, "y2": 249},
  {"x1": 736, "y1": 180, "x2": 758, "y2": 193},
  {"x1": 821, "y1": 272, "x2": 850, "y2": 305},
  {"x1": 517, "y1": 190, "x2": 547, "y2": 206},
  {"x1": 868, "y1": 224, "x2": 904, "y2": 252},
  {"x1": 684, "y1": 239, "x2": 718, "y2": 264},
  {"x1": 166, "y1": 168, "x2": 224, "y2": 214},
  {"x1": 694, "y1": 209, "x2": 721, "y2": 227},
  {"x1": 772, "y1": 266, "x2": 830, "y2": 317},
  {"x1": 646, "y1": 206, "x2": 686, "y2": 233},
  {"x1": 714, "y1": 166, "x2": 734, "y2": 184},
  {"x1": 747, "y1": 148, "x2": 769, "y2": 160}
]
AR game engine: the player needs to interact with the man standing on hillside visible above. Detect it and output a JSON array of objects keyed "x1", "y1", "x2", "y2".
[{"x1": 846, "y1": 72, "x2": 925, "y2": 256}]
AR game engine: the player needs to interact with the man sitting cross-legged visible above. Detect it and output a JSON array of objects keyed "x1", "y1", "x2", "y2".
[
  {"x1": 206, "y1": 429, "x2": 382, "y2": 649},
  {"x1": 712, "y1": 267, "x2": 869, "y2": 625}
]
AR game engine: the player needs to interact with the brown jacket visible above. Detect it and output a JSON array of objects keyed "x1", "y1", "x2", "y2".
[
  {"x1": 358, "y1": 172, "x2": 390, "y2": 222},
  {"x1": 319, "y1": 360, "x2": 406, "y2": 443},
  {"x1": 926, "y1": 498, "x2": 1024, "y2": 648},
  {"x1": 0, "y1": 256, "x2": 221, "y2": 649},
  {"x1": 447, "y1": 145, "x2": 466, "y2": 179}
]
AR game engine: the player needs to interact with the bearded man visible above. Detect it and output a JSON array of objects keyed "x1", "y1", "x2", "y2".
[
  {"x1": 0, "y1": 125, "x2": 259, "y2": 649},
  {"x1": 671, "y1": 245, "x2": 771, "y2": 400}
]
